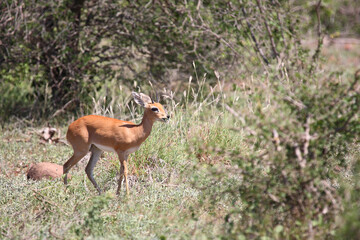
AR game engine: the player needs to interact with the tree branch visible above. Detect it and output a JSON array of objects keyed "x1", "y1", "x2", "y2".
[{"x1": 241, "y1": 6, "x2": 269, "y2": 66}]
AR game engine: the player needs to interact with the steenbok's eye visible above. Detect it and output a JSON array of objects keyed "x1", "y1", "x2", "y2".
[{"x1": 151, "y1": 107, "x2": 159, "y2": 112}]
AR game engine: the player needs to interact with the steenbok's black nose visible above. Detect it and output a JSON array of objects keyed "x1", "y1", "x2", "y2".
[{"x1": 167, "y1": 115, "x2": 170, "y2": 119}]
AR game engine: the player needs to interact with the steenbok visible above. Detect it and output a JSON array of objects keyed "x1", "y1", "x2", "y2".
[{"x1": 63, "y1": 92, "x2": 169, "y2": 195}]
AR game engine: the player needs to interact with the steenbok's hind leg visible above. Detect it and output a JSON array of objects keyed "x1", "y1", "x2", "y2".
[
  {"x1": 85, "y1": 145, "x2": 103, "y2": 194},
  {"x1": 63, "y1": 150, "x2": 88, "y2": 185}
]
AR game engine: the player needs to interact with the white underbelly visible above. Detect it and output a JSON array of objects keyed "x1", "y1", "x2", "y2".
[
  {"x1": 93, "y1": 143, "x2": 116, "y2": 153},
  {"x1": 125, "y1": 146, "x2": 139, "y2": 155},
  {"x1": 93, "y1": 144, "x2": 139, "y2": 155}
]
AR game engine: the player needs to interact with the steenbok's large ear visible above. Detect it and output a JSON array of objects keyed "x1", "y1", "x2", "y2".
[{"x1": 132, "y1": 92, "x2": 153, "y2": 107}]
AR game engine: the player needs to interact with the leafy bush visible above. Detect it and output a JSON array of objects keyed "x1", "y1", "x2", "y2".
[
  {"x1": 1, "y1": 0, "x2": 310, "y2": 120},
  {"x1": 188, "y1": 62, "x2": 360, "y2": 238}
]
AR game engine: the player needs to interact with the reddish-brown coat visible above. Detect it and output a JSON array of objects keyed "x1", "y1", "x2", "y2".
[{"x1": 66, "y1": 105, "x2": 164, "y2": 153}]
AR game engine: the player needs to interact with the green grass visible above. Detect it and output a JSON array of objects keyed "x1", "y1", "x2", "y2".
[{"x1": 0, "y1": 103, "x2": 243, "y2": 239}]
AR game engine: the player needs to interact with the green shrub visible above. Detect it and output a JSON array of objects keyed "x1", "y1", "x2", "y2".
[{"x1": 189, "y1": 67, "x2": 360, "y2": 238}]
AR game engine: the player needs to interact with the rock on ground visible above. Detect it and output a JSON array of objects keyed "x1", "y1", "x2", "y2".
[{"x1": 27, "y1": 162, "x2": 65, "y2": 180}]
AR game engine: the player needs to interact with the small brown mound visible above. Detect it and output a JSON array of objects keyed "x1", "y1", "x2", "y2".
[{"x1": 27, "y1": 162, "x2": 65, "y2": 180}]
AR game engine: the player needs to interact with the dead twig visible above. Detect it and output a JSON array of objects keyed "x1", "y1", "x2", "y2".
[
  {"x1": 309, "y1": 0, "x2": 323, "y2": 74},
  {"x1": 49, "y1": 226, "x2": 64, "y2": 240},
  {"x1": 240, "y1": 5, "x2": 269, "y2": 66},
  {"x1": 347, "y1": 69, "x2": 360, "y2": 94},
  {"x1": 224, "y1": 104, "x2": 245, "y2": 125},
  {"x1": 283, "y1": 96, "x2": 306, "y2": 110},
  {"x1": 295, "y1": 144, "x2": 306, "y2": 168},
  {"x1": 32, "y1": 189, "x2": 61, "y2": 211},
  {"x1": 161, "y1": 183, "x2": 179, "y2": 187},
  {"x1": 272, "y1": 129, "x2": 282, "y2": 151},
  {"x1": 52, "y1": 98, "x2": 77, "y2": 118},
  {"x1": 303, "y1": 116, "x2": 311, "y2": 156},
  {"x1": 256, "y1": 0, "x2": 279, "y2": 59}
]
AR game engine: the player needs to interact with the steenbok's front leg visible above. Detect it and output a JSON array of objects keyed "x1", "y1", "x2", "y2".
[
  {"x1": 63, "y1": 151, "x2": 88, "y2": 185},
  {"x1": 116, "y1": 163, "x2": 125, "y2": 195},
  {"x1": 123, "y1": 160, "x2": 130, "y2": 195},
  {"x1": 116, "y1": 152, "x2": 130, "y2": 196}
]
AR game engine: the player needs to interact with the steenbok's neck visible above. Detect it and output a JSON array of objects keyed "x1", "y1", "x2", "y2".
[{"x1": 138, "y1": 109, "x2": 155, "y2": 140}]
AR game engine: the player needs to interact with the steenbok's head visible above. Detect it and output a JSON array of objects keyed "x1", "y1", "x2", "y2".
[{"x1": 132, "y1": 92, "x2": 170, "y2": 122}]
